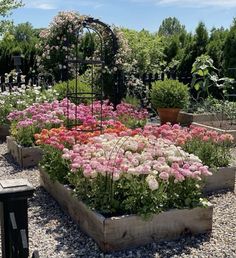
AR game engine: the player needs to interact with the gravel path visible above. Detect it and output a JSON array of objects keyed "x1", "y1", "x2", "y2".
[{"x1": 0, "y1": 141, "x2": 235, "y2": 258}]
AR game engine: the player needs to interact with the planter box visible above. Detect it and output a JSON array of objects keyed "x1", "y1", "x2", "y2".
[
  {"x1": 192, "y1": 122, "x2": 236, "y2": 143},
  {"x1": 0, "y1": 125, "x2": 10, "y2": 141},
  {"x1": 203, "y1": 167, "x2": 236, "y2": 193},
  {"x1": 177, "y1": 112, "x2": 226, "y2": 126},
  {"x1": 7, "y1": 136, "x2": 42, "y2": 168},
  {"x1": 40, "y1": 167, "x2": 213, "y2": 252}
]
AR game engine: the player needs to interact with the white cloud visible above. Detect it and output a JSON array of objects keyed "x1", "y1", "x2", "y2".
[
  {"x1": 23, "y1": 0, "x2": 104, "y2": 10},
  {"x1": 24, "y1": 0, "x2": 58, "y2": 10},
  {"x1": 131, "y1": 0, "x2": 236, "y2": 8}
]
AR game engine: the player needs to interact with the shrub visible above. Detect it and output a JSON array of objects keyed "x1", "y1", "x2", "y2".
[
  {"x1": 151, "y1": 79, "x2": 189, "y2": 109},
  {"x1": 53, "y1": 79, "x2": 92, "y2": 104}
]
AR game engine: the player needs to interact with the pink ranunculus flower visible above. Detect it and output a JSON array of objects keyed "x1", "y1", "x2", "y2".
[{"x1": 159, "y1": 172, "x2": 169, "y2": 181}]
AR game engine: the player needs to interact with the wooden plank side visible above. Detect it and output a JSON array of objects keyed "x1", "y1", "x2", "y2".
[
  {"x1": 21, "y1": 147, "x2": 42, "y2": 168},
  {"x1": 39, "y1": 168, "x2": 105, "y2": 244},
  {"x1": 7, "y1": 136, "x2": 22, "y2": 166},
  {"x1": 39, "y1": 167, "x2": 213, "y2": 253},
  {"x1": 178, "y1": 112, "x2": 228, "y2": 126},
  {"x1": 203, "y1": 167, "x2": 236, "y2": 193},
  {"x1": 7, "y1": 136, "x2": 42, "y2": 168},
  {"x1": 178, "y1": 112, "x2": 218, "y2": 125},
  {"x1": 103, "y1": 206, "x2": 213, "y2": 252}
]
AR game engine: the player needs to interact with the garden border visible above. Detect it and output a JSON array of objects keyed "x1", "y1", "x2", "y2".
[
  {"x1": 203, "y1": 167, "x2": 236, "y2": 193},
  {"x1": 39, "y1": 167, "x2": 213, "y2": 253},
  {"x1": 177, "y1": 112, "x2": 226, "y2": 126},
  {"x1": 6, "y1": 136, "x2": 42, "y2": 168}
]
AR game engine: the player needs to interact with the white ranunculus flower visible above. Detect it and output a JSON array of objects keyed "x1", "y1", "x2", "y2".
[{"x1": 146, "y1": 175, "x2": 159, "y2": 191}]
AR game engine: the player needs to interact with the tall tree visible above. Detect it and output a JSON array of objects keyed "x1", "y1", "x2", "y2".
[
  {"x1": 193, "y1": 22, "x2": 209, "y2": 57},
  {"x1": 158, "y1": 17, "x2": 186, "y2": 37},
  {"x1": 223, "y1": 18, "x2": 236, "y2": 78},
  {"x1": 177, "y1": 22, "x2": 208, "y2": 78},
  {"x1": 122, "y1": 28, "x2": 165, "y2": 73},
  {"x1": 0, "y1": 22, "x2": 39, "y2": 74},
  {"x1": 0, "y1": 0, "x2": 23, "y2": 34},
  {"x1": 207, "y1": 27, "x2": 228, "y2": 73}
]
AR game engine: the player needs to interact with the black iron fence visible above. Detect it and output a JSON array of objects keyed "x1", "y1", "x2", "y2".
[{"x1": 139, "y1": 72, "x2": 192, "y2": 88}]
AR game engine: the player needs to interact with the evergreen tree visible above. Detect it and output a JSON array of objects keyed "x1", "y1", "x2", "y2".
[
  {"x1": 223, "y1": 19, "x2": 236, "y2": 78},
  {"x1": 158, "y1": 17, "x2": 186, "y2": 37}
]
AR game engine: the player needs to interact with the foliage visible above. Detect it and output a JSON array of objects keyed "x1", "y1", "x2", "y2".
[
  {"x1": 122, "y1": 95, "x2": 141, "y2": 107},
  {"x1": 40, "y1": 145, "x2": 69, "y2": 184},
  {"x1": 177, "y1": 22, "x2": 208, "y2": 78},
  {"x1": 223, "y1": 18, "x2": 236, "y2": 79},
  {"x1": 121, "y1": 28, "x2": 165, "y2": 74},
  {"x1": 183, "y1": 138, "x2": 232, "y2": 168},
  {"x1": 0, "y1": 0, "x2": 23, "y2": 34},
  {"x1": 150, "y1": 79, "x2": 189, "y2": 109},
  {"x1": 207, "y1": 27, "x2": 228, "y2": 71},
  {"x1": 191, "y1": 54, "x2": 234, "y2": 100},
  {"x1": 158, "y1": 17, "x2": 186, "y2": 37},
  {"x1": 0, "y1": 22, "x2": 39, "y2": 74},
  {"x1": 53, "y1": 78, "x2": 92, "y2": 103}
]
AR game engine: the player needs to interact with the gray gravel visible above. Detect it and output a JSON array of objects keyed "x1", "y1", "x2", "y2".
[{"x1": 0, "y1": 141, "x2": 236, "y2": 258}]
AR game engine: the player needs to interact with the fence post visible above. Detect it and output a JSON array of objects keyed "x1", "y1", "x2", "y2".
[{"x1": 0, "y1": 179, "x2": 34, "y2": 258}]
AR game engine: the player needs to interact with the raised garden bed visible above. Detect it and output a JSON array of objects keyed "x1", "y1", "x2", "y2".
[
  {"x1": 39, "y1": 167, "x2": 213, "y2": 253},
  {"x1": 193, "y1": 121, "x2": 236, "y2": 143},
  {"x1": 203, "y1": 167, "x2": 236, "y2": 193},
  {"x1": 0, "y1": 125, "x2": 10, "y2": 141},
  {"x1": 177, "y1": 112, "x2": 227, "y2": 126},
  {"x1": 6, "y1": 136, "x2": 42, "y2": 168}
]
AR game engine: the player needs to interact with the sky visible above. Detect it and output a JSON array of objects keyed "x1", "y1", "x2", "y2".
[{"x1": 11, "y1": 0, "x2": 236, "y2": 32}]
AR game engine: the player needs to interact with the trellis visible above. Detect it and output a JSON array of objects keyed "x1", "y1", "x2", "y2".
[{"x1": 64, "y1": 16, "x2": 120, "y2": 131}]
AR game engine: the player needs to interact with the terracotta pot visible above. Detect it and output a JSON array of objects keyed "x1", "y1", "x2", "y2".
[{"x1": 157, "y1": 108, "x2": 181, "y2": 125}]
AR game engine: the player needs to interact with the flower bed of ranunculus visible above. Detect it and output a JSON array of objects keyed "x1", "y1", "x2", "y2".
[
  {"x1": 7, "y1": 99, "x2": 148, "y2": 147},
  {"x1": 142, "y1": 124, "x2": 234, "y2": 168},
  {"x1": 0, "y1": 87, "x2": 59, "y2": 125},
  {"x1": 39, "y1": 128, "x2": 212, "y2": 217}
]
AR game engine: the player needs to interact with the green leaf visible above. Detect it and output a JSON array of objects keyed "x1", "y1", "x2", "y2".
[{"x1": 194, "y1": 82, "x2": 201, "y2": 91}]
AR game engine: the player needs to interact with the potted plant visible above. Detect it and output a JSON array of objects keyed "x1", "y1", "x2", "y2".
[{"x1": 151, "y1": 79, "x2": 189, "y2": 124}]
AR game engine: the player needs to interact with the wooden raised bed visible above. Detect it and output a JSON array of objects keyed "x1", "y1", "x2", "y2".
[
  {"x1": 177, "y1": 112, "x2": 226, "y2": 126},
  {"x1": 7, "y1": 136, "x2": 42, "y2": 168},
  {"x1": 203, "y1": 167, "x2": 236, "y2": 193},
  {"x1": 0, "y1": 125, "x2": 10, "y2": 141},
  {"x1": 40, "y1": 167, "x2": 213, "y2": 252},
  {"x1": 192, "y1": 122, "x2": 236, "y2": 143}
]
